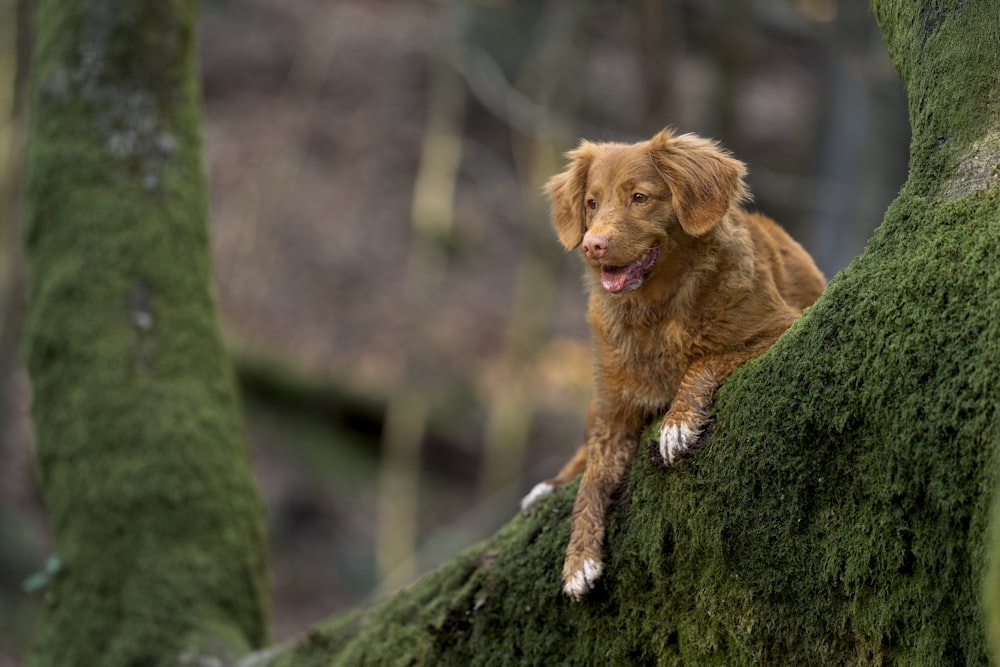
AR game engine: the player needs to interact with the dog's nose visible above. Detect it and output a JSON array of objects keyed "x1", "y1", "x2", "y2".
[{"x1": 583, "y1": 234, "x2": 609, "y2": 259}]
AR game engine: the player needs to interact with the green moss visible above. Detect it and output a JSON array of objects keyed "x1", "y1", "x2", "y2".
[
  {"x1": 687, "y1": 189, "x2": 1000, "y2": 664},
  {"x1": 873, "y1": 0, "x2": 1000, "y2": 197},
  {"x1": 24, "y1": 1, "x2": 268, "y2": 665}
]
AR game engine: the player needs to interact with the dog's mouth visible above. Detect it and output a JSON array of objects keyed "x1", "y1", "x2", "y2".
[{"x1": 600, "y1": 244, "x2": 660, "y2": 294}]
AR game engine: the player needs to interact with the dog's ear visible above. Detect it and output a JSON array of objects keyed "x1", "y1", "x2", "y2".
[
  {"x1": 544, "y1": 142, "x2": 596, "y2": 250},
  {"x1": 649, "y1": 130, "x2": 750, "y2": 237}
]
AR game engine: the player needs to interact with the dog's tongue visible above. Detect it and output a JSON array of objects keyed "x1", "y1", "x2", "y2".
[{"x1": 600, "y1": 265, "x2": 635, "y2": 293}]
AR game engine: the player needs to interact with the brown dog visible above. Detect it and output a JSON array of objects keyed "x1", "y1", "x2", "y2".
[{"x1": 521, "y1": 129, "x2": 825, "y2": 600}]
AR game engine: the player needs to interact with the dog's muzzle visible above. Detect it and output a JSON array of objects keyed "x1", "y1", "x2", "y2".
[{"x1": 600, "y1": 244, "x2": 660, "y2": 293}]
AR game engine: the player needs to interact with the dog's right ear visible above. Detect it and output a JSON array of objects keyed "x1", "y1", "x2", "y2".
[{"x1": 544, "y1": 143, "x2": 596, "y2": 250}]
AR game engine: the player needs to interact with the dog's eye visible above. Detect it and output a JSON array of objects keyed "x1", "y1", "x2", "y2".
[
  {"x1": 632, "y1": 193, "x2": 649, "y2": 204},
  {"x1": 586, "y1": 198, "x2": 597, "y2": 210}
]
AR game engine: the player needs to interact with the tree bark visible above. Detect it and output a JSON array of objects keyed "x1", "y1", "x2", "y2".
[
  {"x1": 250, "y1": 0, "x2": 1000, "y2": 664},
  {"x1": 23, "y1": 1, "x2": 269, "y2": 665}
]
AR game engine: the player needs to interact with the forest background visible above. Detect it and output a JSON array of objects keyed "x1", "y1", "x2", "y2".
[{"x1": 0, "y1": 0, "x2": 910, "y2": 662}]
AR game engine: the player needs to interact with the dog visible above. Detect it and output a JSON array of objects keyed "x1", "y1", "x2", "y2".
[{"x1": 521, "y1": 129, "x2": 825, "y2": 600}]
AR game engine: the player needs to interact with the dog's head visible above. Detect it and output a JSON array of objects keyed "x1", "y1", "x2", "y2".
[{"x1": 545, "y1": 129, "x2": 749, "y2": 294}]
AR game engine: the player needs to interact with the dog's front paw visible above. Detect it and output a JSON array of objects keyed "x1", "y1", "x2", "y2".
[
  {"x1": 659, "y1": 415, "x2": 702, "y2": 464},
  {"x1": 520, "y1": 481, "x2": 555, "y2": 514},
  {"x1": 562, "y1": 557, "x2": 603, "y2": 601}
]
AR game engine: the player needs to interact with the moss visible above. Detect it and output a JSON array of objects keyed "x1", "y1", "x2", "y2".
[
  {"x1": 688, "y1": 189, "x2": 1000, "y2": 665},
  {"x1": 24, "y1": 1, "x2": 268, "y2": 665},
  {"x1": 872, "y1": 0, "x2": 1000, "y2": 198}
]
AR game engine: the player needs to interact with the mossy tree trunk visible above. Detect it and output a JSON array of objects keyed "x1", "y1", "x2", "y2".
[
  {"x1": 23, "y1": 1, "x2": 269, "y2": 665},
  {"x1": 250, "y1": 1, "x2": 1000, "y2": 665}
]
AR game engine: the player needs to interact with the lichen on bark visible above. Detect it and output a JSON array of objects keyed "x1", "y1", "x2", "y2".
[{"x1": 938, "y1": 128, "x2": 1000, "y2": 201}]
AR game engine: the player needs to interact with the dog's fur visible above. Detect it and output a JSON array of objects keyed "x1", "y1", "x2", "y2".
[{"x1": 521, "y1": 129, "x2": 825, "y2": 600}]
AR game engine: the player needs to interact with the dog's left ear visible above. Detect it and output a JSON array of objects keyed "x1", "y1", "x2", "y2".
[
  {"x1": 649, "y1": 130, "x2": 750, "y2": 237},
  {"x1": 544, "y1": 142, "x2": 597, "y2": 250}
]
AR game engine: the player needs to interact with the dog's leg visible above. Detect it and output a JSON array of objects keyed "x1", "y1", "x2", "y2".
[
  {"x1": 658, "y1": 352, "x2": 749, "y2": 464},
  {"x1": 562, "y1": 415, "x2": 637, "y2": 600}
]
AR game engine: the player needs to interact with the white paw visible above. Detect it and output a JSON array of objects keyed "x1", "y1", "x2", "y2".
[
  {"x1": 520, "y1": 482, "x2": 554, "y2": 514},
  {"x1": 659, "y1": 420, "x2": 698, "y2": 464},
  {"x1": 563, "y1": 558, "x2": 603, "y2": 600}
]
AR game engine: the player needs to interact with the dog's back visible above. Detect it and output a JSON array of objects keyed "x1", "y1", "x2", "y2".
[{"x1": 746, "y1": 211, "x2": 825, "y2": 312}]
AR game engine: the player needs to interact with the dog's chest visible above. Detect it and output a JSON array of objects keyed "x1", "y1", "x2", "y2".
[{"x1": 598, "y1": 316, "x2": 693, "y2": 412}]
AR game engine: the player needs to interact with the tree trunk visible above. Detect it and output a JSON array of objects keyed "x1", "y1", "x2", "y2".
[
  {"x1": 250, "y1": 0, "x2": 1000, "y2": 664},
  {"x1": 23, "y1": 1, "x2": 269, "y2": 665}
]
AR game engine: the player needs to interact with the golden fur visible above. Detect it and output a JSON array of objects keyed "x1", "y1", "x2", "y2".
[{"x1": 522, "y1": 129, "x2": 825, "y2": 600}]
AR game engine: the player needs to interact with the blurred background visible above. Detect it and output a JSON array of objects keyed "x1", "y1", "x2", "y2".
[{"x1": 0, "y1": 0, "x2": 909, "y2": 661}]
